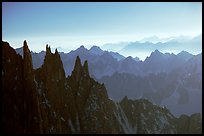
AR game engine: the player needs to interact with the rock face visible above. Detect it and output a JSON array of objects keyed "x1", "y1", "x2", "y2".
[
  {"x1": 176, "y1": 113, "x2": 202, "y2": 134},
  {"x1": 2, "y1": 41, "x2": 41, "y2": 133},
  {"x1": 2, "y1": 41, "x2": 202, "y2": 134},
  {"x1": 114, "y1": 97, "x2": 177, "y2": 134},
  {"x1": 34, "y1": 44, "x2": 72, "y2": 133},
  {"x1": 99, "y1": 53, "x2": 202, "y2": 117}
]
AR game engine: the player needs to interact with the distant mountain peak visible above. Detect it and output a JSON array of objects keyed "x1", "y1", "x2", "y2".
[
  {"x1": 149, "y1": 49, "x2": 163, "y2": 58},
  {"x1": 134, "y1": 56, "x2": 140, "y2": 62},
  {"x1": 154, "y1": 49, "x2": 160, "y2": 53},
  {"x1": 103, "y1": 51, "x2": 112, "y2": 56},
  {"x1": 90, "y1": 45, "x2": 102, "y2": 50},
  {"x1": 144, "y1": 49, "x2": 164, "y2": 62},
  {"x1": 15, "y1": 47, "x2": 23, "y2": 56},
  {"x1": 177, "y1": 50, "x2": 193, "y2": 61},
  {"x1": 96, "y1": 51, "x2": 116, "y2": 62},
  {"x1": 89, "y1": 45, "x2": 104, "y2": 55},
  {"x1": 75, "y1": 45, "x2": 88, "y2": 53},
  {"x1": 125, "y1": 56, "x2": 134, "y2": 60},
  {"x1": 109, "y1": 51, "x2": 125, "y2": 61},
  {"x1": 79, "y1": 45, "x2": 85, "y2": 49},
  {"x1": 121, "y1": 56, "x2": 137, "y2": 64},
  {"x1": 177, "y1": 50, "x2": 191, "y2": 55}
]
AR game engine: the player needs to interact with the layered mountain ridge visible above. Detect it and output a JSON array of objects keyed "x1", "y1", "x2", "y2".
[
  {"x1": 16, "y1": 46, "x2": 202, "y2": 116},
  {"x1": 2, "y1": 41, "x2": 202, "y2": 134},
  {"x1": 15, "y1": 45, "x2": 197, "y2": 79},
  {"x1": 14, "y1": 44, "x2": 202, "y2": 117}
]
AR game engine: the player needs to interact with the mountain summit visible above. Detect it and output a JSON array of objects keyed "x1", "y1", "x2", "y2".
[{"x1": 89, "y1": 45, "x2": 104, "y2": 55}]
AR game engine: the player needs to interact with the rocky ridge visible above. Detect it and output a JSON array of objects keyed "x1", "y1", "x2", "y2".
[{"x1": 2, "y1": 41, "x2": 202, "y2": 134}]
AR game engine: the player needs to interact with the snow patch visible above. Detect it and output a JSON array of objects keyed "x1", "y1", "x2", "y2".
[
  {"x1": 48, "y1": 125, "x2": 55, "y2": 133},
  {"x1": 68, "y1": 119, "x2": 75, "y2": 133},
  {"x1": 53, "y1": 111, "x2": 57, "y2": 118},
  {"x1": 114, "y1": 102, "x2": 135, "y2": 134},
  {"x1": 34, "y1": 77, "x2": 42, "y2": 95},
  {"x1": 143, "y1": 103, "x2": 146, "y2": 110},
  {"x1": 104, "y1": 116, "x2": 108, "y2": 120},
  {"x1": 61, "y1": 117, "x2": 65, "y2": 122},
  {"x1": 131, "y1": 104, "x2": 135, "y2": 109},
  {"x1": 141, "y1": 113, "x2": 147, "y2": 120},
  {"x1": 76, "y1": 115, "x2": 80, "y2": 132},
  {"x1": 42, "y1": 98, "x2": 51, "y2": 108}
]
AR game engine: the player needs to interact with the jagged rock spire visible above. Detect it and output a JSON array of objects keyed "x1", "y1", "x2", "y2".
[
  {"x1": 46, "y1": 44, "x2": 51, "y2": 54},
  {"x1": 83, "y1": 60, "x2": 89, "y2": 77},
  {"x1": 23, "y1": 40, "x2": 29, "y2": 56},
  {"x1": 72, "y1": 56, "x2": 83, "y2": 82},
  {"x1": 23, "y1": 40, "x2": 33, "y2": 69},
  {"x1": 55, "y1": 48, "x2": 58, "y2": 54},
  {"x1": 23, "y1": 40, "x2": 27, "y2": 46},
  {"x1": 43, "y1": 45, "x2": 65, "y2": 81},
  {"x1": 71, "y1": 56, "x2": 91, "y2": 80},
  {"x1": 54, "y1": 48, "x2": 61, "y2": 62},
  {"x1": 74, "y1": 56, "x2": 82, "y2": 70}
]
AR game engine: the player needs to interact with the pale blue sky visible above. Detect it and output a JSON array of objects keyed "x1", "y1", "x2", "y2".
[{"x1": 2, "y1": 2, "x2": 202, "y2": 55}]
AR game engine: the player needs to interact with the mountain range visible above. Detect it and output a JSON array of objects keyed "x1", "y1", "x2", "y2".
[
  {"x1": 15, "y1": 45, "x2": 197, "y2": 78},
  {"x1": 2, "y1": 40, "x2": 202, "y2": 134},
  {"x1": 100, "y1": 34, "x2": 201, "y2": 60},
  {"x1": 15, "y1": 44, "x2": 202, "y2": 117},
  {"x1": 99, "y1": 57, "x2": 202, "y2": 117}
]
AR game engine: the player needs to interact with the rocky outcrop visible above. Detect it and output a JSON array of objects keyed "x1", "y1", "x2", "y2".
[
  {"x1": 34, "y1": 44, "x2": 74, "y2": 133},
  {"x1": 113, "y1": 96, "x2": 202, "y2": 134},
  {"x1": 67, "y1": 56, "x2": 122, "y2": 133},
  {"x1": 2, "y1": 41, "x2": 25, "y2": 133},
  {"x1": 2, "y1": 41, "x2": 202, "y2": 134},
  {"x1": 176, "y1": 113, "x2": 202, "y2": 134},
  {"x1": 117, "y1": 97, "x2": 177, "y2": 134},
  {"x1": 22, "y1": 40, "x2": 42, "y2": 133},
  {"x1": 34, "y1": 44, "x2": 122, "y2": 133},
  {"x1": 2, "y1": 41, "x2": 41, "y2": 133}
]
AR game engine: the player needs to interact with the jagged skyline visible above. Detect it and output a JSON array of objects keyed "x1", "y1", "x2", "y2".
[
  {"x1": 2, "y1": 40, "x2": 202, "y2": 133},
  {"x1": 14, "y1": 36, "x2": 201, "y2": 61},
  {"x1": 2, "y1": 2, "x2": 202, "y2": 132}
]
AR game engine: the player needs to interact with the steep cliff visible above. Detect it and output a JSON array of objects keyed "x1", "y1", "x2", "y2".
[
  {"x1": 31, "y1": 42, "x2": 122, "y2": 133},
  {"x1": 34, "y1": 44, "x2": 75, "y2": 133},
  {"x1": 2, "y1": 41, "x2": 41, "y2": 133}
]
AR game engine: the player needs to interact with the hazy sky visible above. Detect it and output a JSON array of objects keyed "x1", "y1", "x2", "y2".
[{"x1": 2, "y1": 2, "x2": 202, "y2": 56}]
